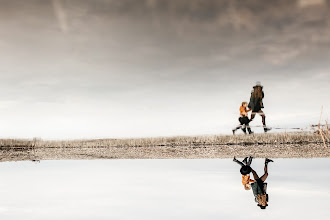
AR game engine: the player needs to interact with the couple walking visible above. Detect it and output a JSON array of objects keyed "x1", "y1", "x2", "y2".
[
  {"x1": 233, "y1": 156, "x2": 274, "y2": 209},
  {"x1": 232, "y1": 81, "x2": 271, "y2": 134}
]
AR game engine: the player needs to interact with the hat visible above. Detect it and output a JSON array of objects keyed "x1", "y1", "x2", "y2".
[
  {"x1": 253, "y1": 81, "x2": 263, "y2": 88},
  {"x1": 240, "y1": 166, "x2": 251, "y2": 175},
  {"x1": 259, "y1": 205, "x2": 266, "y2": 209}
]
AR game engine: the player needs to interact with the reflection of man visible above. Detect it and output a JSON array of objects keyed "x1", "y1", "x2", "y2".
[{"x1": 250, "y1": 158, "x2": 273, "y2": 209}]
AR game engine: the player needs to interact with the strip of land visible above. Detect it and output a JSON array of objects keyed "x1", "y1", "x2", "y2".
[{"x1": 0, "y1": 132, "x2": 329, "y2": 162}]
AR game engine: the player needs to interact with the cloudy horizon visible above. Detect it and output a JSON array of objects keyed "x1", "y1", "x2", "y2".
[{"x1": 0, "y1": 0, "x2": 329, "y2": 139}]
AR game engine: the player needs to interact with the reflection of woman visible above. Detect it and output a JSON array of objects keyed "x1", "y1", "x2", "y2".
[
  {"x1": 250, "y1": 158, "x2": 273, "y2": 209},
  {"x1": 233, "y1": 156, "x2": 255, "y2": 190},
  {"x1": 248, "y1": 82, "x2": 271, "y2": 132}
]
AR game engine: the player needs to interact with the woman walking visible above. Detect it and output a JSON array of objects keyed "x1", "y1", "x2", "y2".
[{"x1": 248, "y1": 82, "x2": 271, "y2": 132}]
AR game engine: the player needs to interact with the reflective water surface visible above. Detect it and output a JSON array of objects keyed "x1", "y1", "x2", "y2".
[{"x1": 0, "y1": 159, "x2": 329, "y2": 220}]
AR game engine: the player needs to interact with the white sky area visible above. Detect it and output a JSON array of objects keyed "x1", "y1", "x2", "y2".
[
  {"x1": 0, "y1": 159, "x2": 329, "y2": 219},
  {"x1": 0, "y1": 0, "x2": 329, "y2": 139}
]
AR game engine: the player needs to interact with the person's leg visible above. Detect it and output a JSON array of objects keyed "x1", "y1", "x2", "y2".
[
  {"x1": 258, "y1": 111, "x2": 271, "y2": 132},
  {"x1": 233, "y1": 124, "x2": 242, "y2": 131},
  {"x1": 232, "y1": 118, "x2": 242, "y2": 134},
  {"x1": 247, "y1": 156, "x2": 253, "y2": 166},
  {"x1": 233, "y1": 157, "x2": 245, "y2": 166},
  {"x1": 242, "y1": 117, "x2": 251, "y2": 134},
  {"x1": 244, "y1": 118, "x2": 253, "y2": 134},
  {"x1": 261, "y1": 113, "x2": 266, "y2": 126},
  {"x1": 251, "y1": 168, "x2": 259, "y2": 180},
  {"x1": 250, "y1": 112, "x2": 256, "y2": 121},
  {"x1": 258, "y1": 110, "x2": 266, "y2": 126},
  {"x1": 260, "y1": 158, "x2": 273, "y2": 181},
  {"x1": 241, "y1": 116, "x2": 253, "y2": 134},
  {"x1": 260, "y1": 163, "x2": 268, "y2": 182},
  {"x1": 241, "y1": 124, "x2": 247, "y2": 134},
  {"x1": 233, "y1": 118, "x2": 244, "y2": 134}
]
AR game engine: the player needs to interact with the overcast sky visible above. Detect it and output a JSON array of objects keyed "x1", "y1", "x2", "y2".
[{"x1": 0, "y1": 0, "x2": 329, "y2": 139}]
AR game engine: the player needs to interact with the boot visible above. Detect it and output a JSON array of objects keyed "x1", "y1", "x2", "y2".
[
  {"x1": 233, "y1": 125, "x2": 242, "y2": 135},
  {"x1": 265, "y1": 158, "x2": 274, "y2": 164},
  {"x1": 263, "y1": 126, "x2": 272, "y2": 133},
  {"x1": 247, "y1": 126, "x2": 254, "y2": 134}
]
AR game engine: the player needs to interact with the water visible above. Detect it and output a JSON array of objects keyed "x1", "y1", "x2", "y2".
[{"x1": 0, "y1": 159, "x2": 329, "y2": 220}]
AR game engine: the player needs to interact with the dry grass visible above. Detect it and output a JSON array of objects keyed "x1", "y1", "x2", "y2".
[
  {"x1": 0, "y1": 132, "x2": 329, "y2": 148},
  {"x1": 0, "y1": 132, "x2": 329, "y2": 162},
  {"x1": 0, "y1": 132, "x2": 328, "y2": 148},
  {"x1": 311, "y1": 106, "x2": 330, "y2": 147}
]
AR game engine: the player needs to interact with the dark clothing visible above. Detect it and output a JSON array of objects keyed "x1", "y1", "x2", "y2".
[
  {"x1": 234, "y1": 160, "x2": 245, "y2": 167},
  {"x1": 248, "y1": 91, "x2": 264, "y2": 112},
  {"x1": 233, "y1": 157, "x2": 253, "y2": 175},
  {"x1": 235, "y1": 116, "x2": 252, "y2": 134},
  {"x1": 249, "y1": 90, "x2": 267, "y2": 128},
  {"x1": 252, "y1": 181, "x2": 268, "y2": 203},
  {"x1": 256, "y1": 179, "x2": 265, "y2": 194},
  {"x1": 239, "y1": 116, "x2": 250, "y2": 125},
  {"x1": 233, "y1": 157, "x2": 253, "y2": 166},
  {"x1": 251, "y1": 180, "x2": 266, "y2": 196},
  {"x1": 250, "y1": 110, "x2": 266, "y2": 126}
]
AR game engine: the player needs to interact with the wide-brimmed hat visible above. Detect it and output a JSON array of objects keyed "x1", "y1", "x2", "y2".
[{"x1": 253, "y1": 81, "x2": 263, "y2": 88}]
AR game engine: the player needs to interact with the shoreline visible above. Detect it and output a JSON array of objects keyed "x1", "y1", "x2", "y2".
[{"x1": 0, "y1": 132, "x2": 329, "y2": 162}]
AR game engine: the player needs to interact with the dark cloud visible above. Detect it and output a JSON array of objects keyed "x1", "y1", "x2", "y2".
[{"x1": 1, "y1": 0, "x2": 330, "y2": 67}]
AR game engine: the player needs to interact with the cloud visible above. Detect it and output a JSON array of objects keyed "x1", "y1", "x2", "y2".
[
  {"x1": 298, "y1": 0, "x2": 327, "y2": 8},
  {"x1": 0, "y1": 0, "x2": 329, "y2": 138},
  {"x1": 52, "y1": 0, "x2": 68, "y2": 33}
]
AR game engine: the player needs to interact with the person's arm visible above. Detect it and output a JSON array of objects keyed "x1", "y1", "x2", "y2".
[{"x1": 248, "y1": 93, "x2": 253, "y2": 108}]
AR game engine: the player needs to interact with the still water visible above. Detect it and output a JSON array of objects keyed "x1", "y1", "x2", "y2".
[{"x1": 0, "y1": 159, "x2": 329, "y2": 220}]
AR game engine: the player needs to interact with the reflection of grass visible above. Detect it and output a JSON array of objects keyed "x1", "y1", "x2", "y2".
[
  {"x1": 0, "y1": 132, "x2": 329, "y2": 162},
  {"x1": 0, "y1": 132, "x2": 328, "y2": 149}
]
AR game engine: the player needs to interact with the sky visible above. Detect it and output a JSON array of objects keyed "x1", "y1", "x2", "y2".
[
  {"x1": 0, "y1": 0, "x2": 329, "y2": 139},
  {"x1": 0, "y1": 159, "x2": 329, "y2": 219}
]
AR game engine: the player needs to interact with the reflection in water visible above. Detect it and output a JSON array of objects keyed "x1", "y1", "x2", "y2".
[
  {"x1": 0, "y1": 159, "x2": 329, "y2": 220},
  {"x1": 250, "y1": 158, "x2": 273, "y2": 209},
  {"x1": 0, "y1": 145, "x2": 38, "y2": 162},
  {"x1": 234, "y1": 156, "x2": 273, "y2": 209}
]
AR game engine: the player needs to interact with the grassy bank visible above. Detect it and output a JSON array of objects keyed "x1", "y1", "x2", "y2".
[{"x1": 0, "y1": 132, "x2": 329, "y2": 162}]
